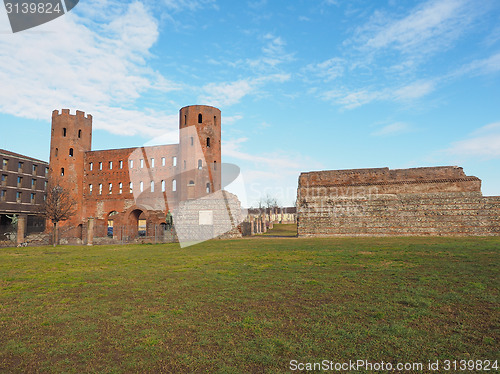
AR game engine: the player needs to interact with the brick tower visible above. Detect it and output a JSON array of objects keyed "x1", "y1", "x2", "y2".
[
  {"x1": 49, "y1": 109, "x2": 92, "y2": 229},
  {"x1": 178, "y1": 105, "x2": 221, "y2": 201}
]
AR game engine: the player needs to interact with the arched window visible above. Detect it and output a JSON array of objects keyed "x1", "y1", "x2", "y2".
[
  {"x1": 198, "y1": 113, "x2": 202, "y2": 123},
  {"x1": 214, "y1": 116, "x2": 217, "y2": 124},
  {"x1": 214, "y1": 161, "x2": 217, "y2": 170},
  {"x1": 183, "y1": 160, "x2": 186, "y2": 169},
  {"x1": 189, "y1": 180, "x2": 195, "y2": 185},
  {"x1": 206, "y1": 137, "x2": 210, "y2": 147},
  {"x1": 161, "y1": 180, "x2": 165, "y2": 192},
  {"x1": 69, "y1": 148, "x2": 73, "y2": 157},
  {"x1": 55, "y1": 148, "x2": 58, "y2": 157},
  {"x1": 172, "y1": 179, "x2": 177, "y2": 192},
  {"x1": 150, "y1": 181, "x2": 154, "y2": 192},
  {"x1": 62, "y1": 128, "x2": 66, "y2": 137},
  {"x1": 60, "y1": 168, "x2": 64, "y2": 176},
  {"x1": 140, "y1": 181, "x2": 144, "y2": 192},
  {"x1": 184, "y1": 114, "x2": 187, "y2": 126},
  {"x1": 78, "y1": 129, "x2": 82, "y2": 138},
  {"x1": 198, "y1": 159, "x2": 202, "y2": 169},
  {"x1": 206, "y1": 183, "x2": 210, "y2": 193}
]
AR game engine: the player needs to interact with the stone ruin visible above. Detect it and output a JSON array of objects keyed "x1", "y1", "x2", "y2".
[{"x1": 297, "y1": 166, "x2": 500, "y2": 237}]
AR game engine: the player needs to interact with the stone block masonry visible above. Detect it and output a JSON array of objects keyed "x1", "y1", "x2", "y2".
[{"x1": 297, "y1": 166, "x2": 500, "y2": 237}]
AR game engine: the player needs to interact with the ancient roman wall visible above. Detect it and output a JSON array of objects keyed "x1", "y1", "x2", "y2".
[{"x1": 297, "y1": 167, "x2": 500, "y2": 237}]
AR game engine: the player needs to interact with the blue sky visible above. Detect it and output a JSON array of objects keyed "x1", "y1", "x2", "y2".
[{"x1": 0, "y1": 0, "x2": 499, "y2": 207}]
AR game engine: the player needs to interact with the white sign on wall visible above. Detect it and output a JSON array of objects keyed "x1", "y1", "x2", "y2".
[{"x1": 199, "y1": 210, "x2": 213, "y2": 225}]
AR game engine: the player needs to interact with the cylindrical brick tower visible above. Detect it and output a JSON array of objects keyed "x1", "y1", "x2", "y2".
[
  {"x1": 178, "y1": 105, "x2": 221, "y2": 201},
  {"x1": 49, "y1": 109, "x2": 92, "y2": 227}
]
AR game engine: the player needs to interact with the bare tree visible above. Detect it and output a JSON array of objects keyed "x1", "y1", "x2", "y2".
[
  {"x1": 260, "y1": 193, "x2": 279, "y2": 221},
  {"x1": 39, "y1": 182, "x2": 77, "y2": 246}
]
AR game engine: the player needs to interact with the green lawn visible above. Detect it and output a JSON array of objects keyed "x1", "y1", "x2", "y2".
[
  {"x1": 258, "y1": 223, "x2": 297, "y2": 237},
  {"x1": 0, "y1": 237, "x2": 499, "y2": 373}
]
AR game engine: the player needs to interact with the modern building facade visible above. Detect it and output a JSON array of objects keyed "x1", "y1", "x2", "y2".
[{"x1": 0, "y1": 149, "x2": 48, "y2": 241}]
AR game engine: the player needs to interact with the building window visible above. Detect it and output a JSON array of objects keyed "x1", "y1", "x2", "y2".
[
  {"x1": 198, "y1": 113, "x2": 202, "y2": 123},
  {"x1": 172, "y1": 156, "x2": 177, "y2": 167},
  {"x1": 151, "y1": 158, "x2": 155, "y2": 168},
  {"x1": 31, "y1": 179, "x2": 36, "y2": 189},
  {"x1": 150, "y1": 181, "x2": 154, "y2": 192},
  {"x1": 190, "y1": 137, "x2": 194, "y2": 146},
  {"x1": 30, "y1": 193, "x2": 35, "y2": 204},
  {"x1": 0, "y1": 190, "x2": 6, "y2": 202},
  {"x1": 99, "y1": 162, "x2": 102, "y2": 170},
  {"x1": 214, "y1": 161, "x2": 217, "y2": 170},
  {"x1": 89, "y1": 162, "x2": 93, "y2": 171},
  {"x1": 214, "y1": 115, "x2": 217, "y2": 124},
  {"x1": 109, "y1": 161, "x2": 113, "y2": 170},
  {"x1": 18, "y1": 162, "x2": 23, "y2": 172},
  {"x1": 183, "y1": 160, "x2": 186, "y2": 169},
  {"x1": 60, "y1": 168, "x2": 64, "y2": 176},
  {"x1": 99, "y1": 184, "x2": 102, "y2": 195},
  {"x1": 207, "y1": 137, "x2": 210, "y2": 147},
  {"x1": 69, "y1": 148, "x2": 74, "y2": 157},
  {"x1": 140, "y1": 159, "x2": 144, "y2": 168},
  {"x1": 44, "y1": 180, "x2": 47, "y2": 189},
  {"x1": 2, "y1": 159, "x2": 8, "y2": 170},
  {"x1": 140, "y1": 181, "x2": 143, "y2": 192},
  {"x1": 172, "y1": 179, "x2": 176, "y2": 192},
  {"x1": 162, "y1": 157, "x2": 166, "y2": 167},
  {"x1": 189, "y1": 180, "x2": 195, "y2": 185},
  {"x1": 184, "y1": 114, "x2": 187, "y2": 126},
  {"x1": 119, "y1": 182, "x2": 122, "y2": 194},
  {"x1": 130, "y1": 160, "x2": 134, "y2": 168},
  {"x1": 32, "y1": 164, "x2": 37, "y2": 175},
  {"x1": 16, "y1": 192, "x2": 22, "y2": 203},
  {"x1": 129, "y1": 182, "x2": 133, "y2": 193},
  {"x1": 198, "y1": 159, "x2": 202, "y2": 170},
  {"x1": 45, "y1": 167, "x2": 49, "y2": 175},
  {"x1": 55, "y1": 148, "x2": 59, "y2": 157},
  {"x1": 119, "y1": 160, "x2": 123, "y2": 169},
  {"x1": 78, "y1": 129, "x2": 82, "y2": 138},
  {"x1": 109, "y1": 183, "x2": 112, "y2": 194},
  {"x1": 17, "y1": 176, "x2": 23, "y2": 187},
  {"x1": 1, "y1": 174, "x2": 7, "y2": 186},
  {"x1": 63, "y1": 128, "x2": 66, "y2": 137},
  {"x1": 89, "y1": 184, "x2": 93, "y2": 195},
  {"x1": 161, "y1": 180, "x2": 165, "y2": 192},
  {"x1": 206, "y1": 183, "x2": 211, "y2": 193}
]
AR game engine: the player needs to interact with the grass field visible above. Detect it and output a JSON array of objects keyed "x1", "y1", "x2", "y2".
[{"x1": 0, "y1": 232, "x2": 499, "y2": 373}]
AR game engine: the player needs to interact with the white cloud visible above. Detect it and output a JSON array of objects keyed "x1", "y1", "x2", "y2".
[
  {"x1": 162, "y1": 0, "x2": 216, "y2": 12},
  {"x1": 371, "y1": 122, "x2": 413, "y2": 136},
  {"x1": 451, "y1": 52, "x2": 500, "y2": 77},
  {"x1": 357, "y1": 0, "x2": 476, "y2": 56},
  {"x1": 304, "y1": 57, "x2": 345, "y2": 81},
  {"x1": 446, "y1": 122, "x2": 500, "y2": 158},
  {"x1": 0, "y1": 1, "x2": 179, "y2": 137},
  {"x1": 394, "y1": 80, "x2": 436, "y2": 100},
  {"x1": 199, "y1": 74, "x2": 291, "y2": 107},
  {"x1": 247, "y1": 33, "x2": 295, "y2": 69},
  {"x1": 322, "y1": 89, "x2": 383, "y2": 109}
]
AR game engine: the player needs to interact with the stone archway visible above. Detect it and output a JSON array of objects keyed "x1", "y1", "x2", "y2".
[
  {"x1": 128, "y1": 208, "x2": 147, "y2": 239},
  {"x1": 106, "y1": 211, "x2": 119, "y2": 238}
]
